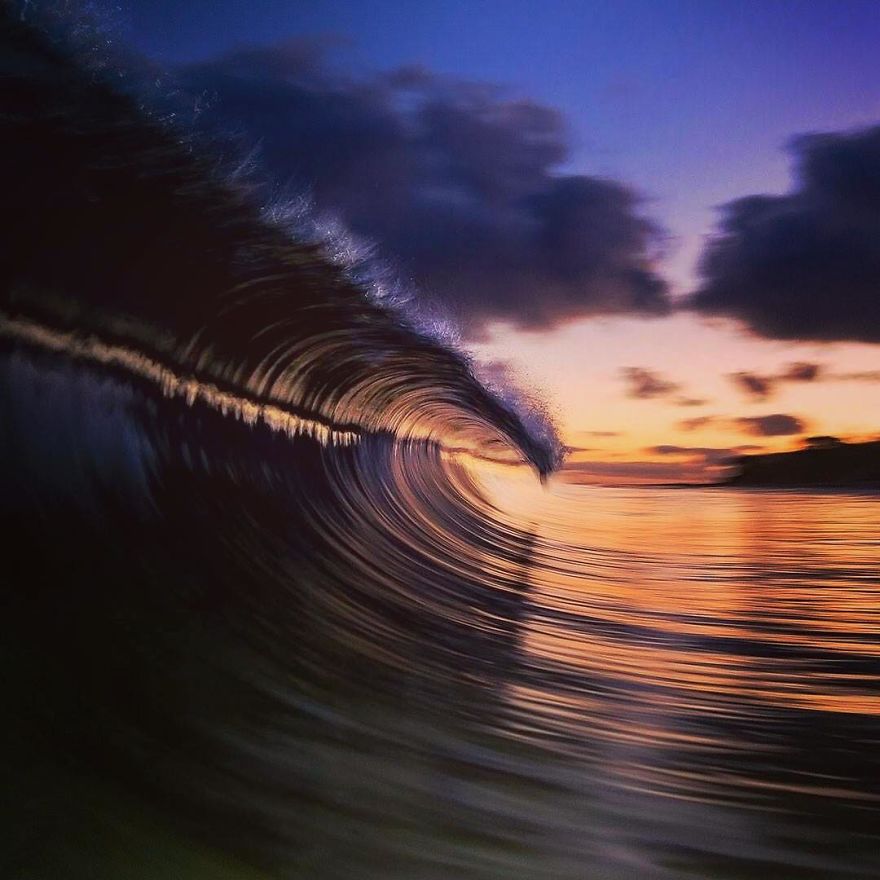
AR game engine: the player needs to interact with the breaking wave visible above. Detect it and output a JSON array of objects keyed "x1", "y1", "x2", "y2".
[
  {"x1": 5, "y1": 8, "x2": 880, "y2": 880},
  {"x1": 0, "y1": 4, "x2": 560, "y2": 475},
  {"x1": 1, "y1": 9, "x2": 558, "y2": 874}
]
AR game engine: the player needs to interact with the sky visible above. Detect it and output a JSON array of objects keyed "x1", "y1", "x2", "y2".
[{"x1": 121, "y1": 0, "x2": 880, "y2": 482}]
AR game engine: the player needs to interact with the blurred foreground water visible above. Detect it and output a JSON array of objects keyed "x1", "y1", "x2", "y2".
[{"x1": 4, "y1": 360, "x2": 879, "y2": 879}]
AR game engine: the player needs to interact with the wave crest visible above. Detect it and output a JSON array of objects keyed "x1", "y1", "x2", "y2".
[{"x1": 0, "y1": 5, "x2": 561, "y2": 474}]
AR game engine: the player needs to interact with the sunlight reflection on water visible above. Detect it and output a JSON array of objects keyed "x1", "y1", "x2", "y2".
[{"x1": 475, "y1": 474, "x2": 880, "y2": 877}]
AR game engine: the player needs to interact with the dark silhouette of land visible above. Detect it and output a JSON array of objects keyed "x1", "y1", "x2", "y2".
[{"x1": 724, "y1": 437, "x2": 880, "y2": 488}]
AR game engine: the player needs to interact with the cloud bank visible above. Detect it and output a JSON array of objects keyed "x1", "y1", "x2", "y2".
[
  {"x1": 677, "y1": 413, "x2": 807, "y2": 437},
  {"x1": 179, "y1": 43, "x2": 670, "y2": 337},
  {"x1": 690, "y1": 125, "x2": 880, "y2": 343}
]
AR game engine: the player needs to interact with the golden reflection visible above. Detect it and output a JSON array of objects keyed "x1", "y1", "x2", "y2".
[{"x1": 477, "y1": 469, "x2": 880, "y2": 807}]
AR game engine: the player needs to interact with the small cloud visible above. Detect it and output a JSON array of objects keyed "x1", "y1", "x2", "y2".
[
  {"x1": 677, "y1": 415, "x2": 717, "y2": 432},
  {"x1": 621, "y1": 367, "x2": 681, "y2": 400},
  {"x1": 580, "y1": 430, "x2": 621, "y2": 438},
  {"x1": 674, "y1": 396, "x2": 709, "y2": 407},
  {"x1": 649, "y1": 444, "x2": 704, "y2": 456},
  {"x1": 782, "y1": 361, "x2": 822, "y2": 382},
  {"x1": 729, "y1": 371, "x2": 775, "y2": 400},
  {"x1": 734, "y1": 413, "x2": 806, "y2": 437},
  {"x1": 832, "y1": 370, "x2": 880, "y2": 382},
  {"x1": 802, "y1": 435, "x2": 845, "y2": 449}
]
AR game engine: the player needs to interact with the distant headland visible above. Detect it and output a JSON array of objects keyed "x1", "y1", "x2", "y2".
[{"x1": 724, "y1": 437, "x2": 880, "y2": 489}]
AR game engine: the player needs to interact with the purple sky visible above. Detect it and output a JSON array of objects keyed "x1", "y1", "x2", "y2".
[
  {"x1": 126, "y1": 0, "x2": 880, "y2": 291},
  {"x1": 117, "y1": 0, "x2": 880, "y2": 481}
]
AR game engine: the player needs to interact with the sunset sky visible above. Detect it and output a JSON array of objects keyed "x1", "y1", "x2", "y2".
[{"x1": 126, "y1": 0, "x2": 880, "y2": 482}]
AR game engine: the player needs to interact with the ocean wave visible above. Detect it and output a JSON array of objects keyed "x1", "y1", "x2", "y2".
[
  {"x1": 0, "y1": 334, "x2": 549, "y2": 877},
  {"x1": 0, "y1": 4, "x2": 561, "y2": 476},
  {"x1": 0, "y1": 11, "x2": 558, "y2": 874}
]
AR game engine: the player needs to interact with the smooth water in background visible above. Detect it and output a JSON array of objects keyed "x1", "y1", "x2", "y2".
[{"x1": 472, "y1": 477, "x2": 880, "y2": 878}]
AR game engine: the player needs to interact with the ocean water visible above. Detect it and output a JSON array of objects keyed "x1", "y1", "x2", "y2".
[
  {"x1": 3, "y1": 8, "x2": 880, "y2": 877},
  {"x1": 4, "y1": 360, "x2": 880, "y2": 878},
  {"x1": 478, "y1": 476, "x2": 880, "y2": 878}
]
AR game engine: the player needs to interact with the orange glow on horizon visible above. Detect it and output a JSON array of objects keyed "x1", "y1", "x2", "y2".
[{"x1": 472, "y1": 312, "x2": 880, "y2": 483}]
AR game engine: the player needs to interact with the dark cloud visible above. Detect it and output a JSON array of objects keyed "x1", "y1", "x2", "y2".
[
  {"x1": 734, "y1": 414, "x2": 806, "y2": 437},
  {"x1": 782, "y1": 361, "x2": 822, "y2": 382},
  {"x1": 730, "y1": 371, "x2": 774, "y2": 400},
  {"x1": 178, "y1": 43, "x2": 670, "y2": 337},
  {"x1": 689, "y1": 125, "x2": 880, "y2": 343},
  {"x1": 674, "y1": 396, "x2": 709, "y2": 407},
  {"x1": 621, "y1": 366, "x2": 681, "y2": 399}
]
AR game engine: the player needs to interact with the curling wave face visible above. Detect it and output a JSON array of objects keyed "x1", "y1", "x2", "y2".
[{"x1": 1, "y1": 344, "x2": 548, "y2": 878}]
